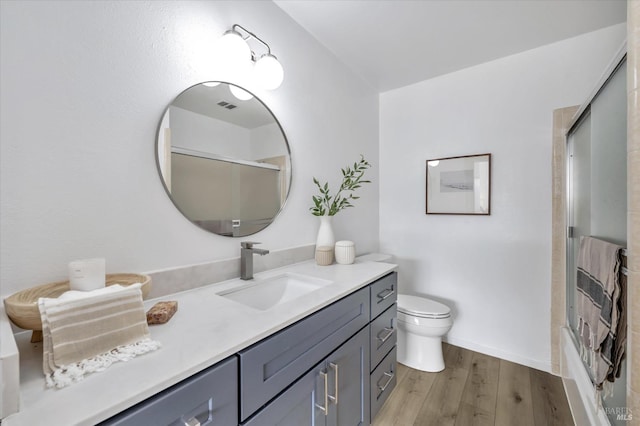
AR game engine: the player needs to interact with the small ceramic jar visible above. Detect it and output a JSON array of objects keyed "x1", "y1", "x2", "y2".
[
  {"x1": 335, "y1": 241, "x2": 355, "y2": 264},
  {"x1": 315, "y1": 246, "x2": 334, "y2": 266}
]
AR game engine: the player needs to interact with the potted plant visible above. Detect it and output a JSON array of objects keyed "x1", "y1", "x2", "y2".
[{"x1": 310, "y1": 155, "x2": 371, "y2": 255}]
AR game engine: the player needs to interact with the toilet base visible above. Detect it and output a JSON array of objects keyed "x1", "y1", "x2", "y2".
[{"x1": 397, "y1": 327, "x2": 445, "y2": 372}]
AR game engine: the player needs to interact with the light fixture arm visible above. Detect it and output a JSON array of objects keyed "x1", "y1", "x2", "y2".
[
  {"x1": 218, "y1": 23, "x2": 284, "y2": 90},
  {"x1": 232, "y1": 24, "x2": 272, "y2": 56}
]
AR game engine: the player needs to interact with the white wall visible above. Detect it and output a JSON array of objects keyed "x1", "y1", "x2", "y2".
[
  {"x1": 251, "y1": 123, "x2": 288, "y2": 160},
  {"x1": 169, "y1": 106, "x2": 252, "y2": 158},
  {"x1": 379, "y1": 24, "x2": 626, "y2": 371},
  {"x1": 0, "y1": 1, "x2": 379, "y2": 298}
]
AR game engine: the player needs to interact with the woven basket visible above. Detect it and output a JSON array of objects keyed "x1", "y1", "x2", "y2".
[{"x1": 4, "y1": 273, "x2": 151, "y2": 331}]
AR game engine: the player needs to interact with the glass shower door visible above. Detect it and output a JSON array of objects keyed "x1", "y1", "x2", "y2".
[
  {"x1": 566, "y1": 111, "x2": 592, "y2": 335},
  {"x1": 566, "y1": 58, "x2": 627, "y2": 425}
]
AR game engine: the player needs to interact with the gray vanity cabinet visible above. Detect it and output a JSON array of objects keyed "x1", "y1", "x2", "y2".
[
  {"x1": 369, "y1": 272, "x2": 397, "y2": 421},
  {"x1": 99, "y1": 356, "x2": 237, "y2": 426},
  {"x1": 243, "y1": 326, "x2": 370, "y2": 426},
  {"x1": 240, "y1": 271, "x2": 398, "y2": 426},
  {"x1": 238, "y1": 286, "x2": 370, "y2": 421},
  {"x1": 96, "y1": 271, "x2": 398, "y2": 426}
]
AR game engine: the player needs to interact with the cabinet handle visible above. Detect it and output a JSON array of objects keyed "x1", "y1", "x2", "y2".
[
  {"x1": 377, "y1": 371, "x2": 395, "y2": 394},
  {"x1": 376, "y1": 327, "x2": 395, "y2": 344},
  {"x1": 328, "y1": 362, "x2": 339, "y2": 405},
  {"x1": 316, "y1": 370, "x2": 329, "y2": 416},
  {"x1": 376, "y1": 288, "x2": 395, "y2": 302},
  {"x1": 183, "y1": 417, "x2": 201, "y2": 426}
]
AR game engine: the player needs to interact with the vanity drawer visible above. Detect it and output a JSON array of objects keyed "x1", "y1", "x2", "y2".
[
  {"x1": 370, "y1": 346, "x2": 397, "y2": 421},
  {"x1": 370, "y1": 303, "x2": 397, "y2": 371},
  {"x1": 238, "y1": 286, "x2": 370, "y2": 421},
  {"x1": 100, "y1": 356, "x2": 237, "y2": 426},
  {"x1": 370, "y1": 272, "x2": 397, "y2": 320}
]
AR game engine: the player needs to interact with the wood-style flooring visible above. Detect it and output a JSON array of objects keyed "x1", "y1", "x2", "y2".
[{"x1": 372, "y1": 343, "x2": 574, "y2": 426}]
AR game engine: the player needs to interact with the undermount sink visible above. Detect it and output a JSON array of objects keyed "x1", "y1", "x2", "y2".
[{"x1": 218, "y1": 272, "x2": 333, "y2": 311}]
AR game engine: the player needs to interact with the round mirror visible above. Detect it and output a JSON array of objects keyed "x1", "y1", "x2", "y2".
[{"x1": 156, "y1": 81, "x2": 291, "y2": 237}]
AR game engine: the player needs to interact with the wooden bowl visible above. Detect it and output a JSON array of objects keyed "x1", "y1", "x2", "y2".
[{"x1": 3, "y1": 273, "x2": 151, "y2": 331}]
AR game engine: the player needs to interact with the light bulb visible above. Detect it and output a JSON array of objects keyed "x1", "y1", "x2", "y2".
[
  {"x1": 215, "y1": 29, "x2": 251, "y2": 66},
  {"x1": 254, "y1": 54, "x2": 284, "y2": 90},
  {"x1": 229, "y1": 85, "x2": 253, "y2": 101}
]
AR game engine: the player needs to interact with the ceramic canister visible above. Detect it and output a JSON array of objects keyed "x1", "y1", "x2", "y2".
[
  {"x1": 315, "y1": 246, "x2": 334, "y2": 266},
  {"x1": 335, "y1": 241, "x2": 355, "y2": 264}
]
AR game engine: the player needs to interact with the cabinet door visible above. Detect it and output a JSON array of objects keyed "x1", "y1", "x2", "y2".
[
  {"x1": 101, "y1": 356, "x2": 238, "y2": 426},
  {"x1": 239, "y1": 286, "x2": 370, "y2": 421},
  {"x1": 242, "y1": 360, "x2": 326, "y2": 426},
  {"x1": 327, "y1": 327, "x2": 371, "y2": 426},
  {"x1": 244, "y1": 327, "x2": 371, "y2": 426}
]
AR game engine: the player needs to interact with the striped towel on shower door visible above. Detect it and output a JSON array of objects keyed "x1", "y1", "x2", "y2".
[{"x1": 575, "y1": 236, "x2": 625, "y2": 392}]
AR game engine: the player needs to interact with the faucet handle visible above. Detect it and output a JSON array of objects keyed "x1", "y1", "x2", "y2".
[{"x1": 241, "y1": 241, "x2": 261, "y2": 249}]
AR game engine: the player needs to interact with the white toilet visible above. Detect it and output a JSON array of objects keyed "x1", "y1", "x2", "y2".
[{"x1": 397, "y1": 294, "x2": 453, "y2": 372}]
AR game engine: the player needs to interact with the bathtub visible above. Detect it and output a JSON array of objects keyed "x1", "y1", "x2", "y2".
[{"x1": 560, "y1": 327, "x2": 611, "y2": 425}]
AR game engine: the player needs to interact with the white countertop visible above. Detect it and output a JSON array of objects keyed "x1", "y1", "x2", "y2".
[{"x1": 2, "y1": 258, "x2": 397, "y2": 426}]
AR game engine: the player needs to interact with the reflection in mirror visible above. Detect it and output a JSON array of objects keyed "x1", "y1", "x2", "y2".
[{"x1": 156, "y1": 82, "x2": 291, "y2": 237}]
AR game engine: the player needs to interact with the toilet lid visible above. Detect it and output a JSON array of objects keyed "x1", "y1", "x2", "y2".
[{"x1": 397, "y1": 294, "x2": 451, "y2": 319}]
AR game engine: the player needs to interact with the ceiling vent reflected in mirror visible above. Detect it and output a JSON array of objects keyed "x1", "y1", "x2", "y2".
[{"x1": 217, "y1": 101, "x2": 237, "y2": 110}]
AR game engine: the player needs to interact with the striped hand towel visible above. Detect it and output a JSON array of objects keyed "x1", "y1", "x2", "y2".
[
  {"x1": 575, "y1": 236, "x2": 623, "y2": 392},
  {"x1": 38, "y1": 283, "x2": 161, "y2": 388}
]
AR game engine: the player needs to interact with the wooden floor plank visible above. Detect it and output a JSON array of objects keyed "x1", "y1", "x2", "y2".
[
  {"x1": 372, "y1": 364, "x2": 437, "y2": 426},
  {"x1": 529, "y1": 368, "x2": 575, "y2": 426},
  {"x1": 412, "y1": 345, "x2": 473, "y2": 426},
  {"x1": 460, "y1": 351, "x2": 500, "y2": 419},
  {"x1": 395, "y1": 361, "x2": 411, "y2": 385},
  {"x1": 371, "y1": 344, "x2": 574, "y2": 426},
  {"x1": 444, "y1": 342, "x2": 474, "y2": 370},
  {"x1": 495, "y1": 359, "x2": 535, "y2": 426},
  {"x1": 454, "y1": 402, "x2": 495, "y2": 426}
]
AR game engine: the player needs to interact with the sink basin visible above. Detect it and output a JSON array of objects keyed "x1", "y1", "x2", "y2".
[{"x1": 218, "y1": 273, "x2": 333, "y2": 311}]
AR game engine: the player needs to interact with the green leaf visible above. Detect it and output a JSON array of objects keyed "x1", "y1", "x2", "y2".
[{"x1": 309, "y1": 155, "x2": 372, "y2": 216}]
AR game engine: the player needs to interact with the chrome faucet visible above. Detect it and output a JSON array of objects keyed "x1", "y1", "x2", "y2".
[{"x1": 240, "y1": 241, "x2": 269, "y2": 280}]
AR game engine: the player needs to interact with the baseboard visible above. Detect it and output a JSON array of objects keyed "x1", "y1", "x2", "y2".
[{"x1": 443, "y1": 336, "x2": 552, "y2": 373}]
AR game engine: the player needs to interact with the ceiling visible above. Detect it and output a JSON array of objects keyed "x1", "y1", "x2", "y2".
[
  {"x1": 273, "y1": 0, "x2": 627, "y2": 92},
  {"x1": 172, "y1": 83, "x2": 276, "y2": 129}
]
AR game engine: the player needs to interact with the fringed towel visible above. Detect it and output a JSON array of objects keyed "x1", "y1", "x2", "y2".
[
  {"x1": 575, "y1": 236, "x2": 626, "y2": 395},
  {"x1": 38, "y1": 283, "x2": 161, "y2": 388}
]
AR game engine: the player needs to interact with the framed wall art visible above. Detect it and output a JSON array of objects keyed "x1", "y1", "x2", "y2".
[{"x1": 426, "y1": 153, "x2": 491, "y2": 215}]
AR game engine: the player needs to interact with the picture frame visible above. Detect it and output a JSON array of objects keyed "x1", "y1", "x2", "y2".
[{"x1": 426, "y1": 153, "x2": 491, "y2": 215}]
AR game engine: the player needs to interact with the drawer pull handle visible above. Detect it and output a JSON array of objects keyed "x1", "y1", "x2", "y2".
[
  {"x1": 183, "y1": 417, "x2": 201, "y2": 426},
  {"x1": 376, "y1": 327, "x2": 395, "y2": 344},
  {"x1": 377, "y1": 288, "x2": 395, "y2": 302},
  {"x1": 377, "y1": 371, "x2": 395, "y2": 393},
  {"x1": 329, "y1": 362, "x2": 339, "y2": 404},
  {"x1": 316, "y1": 370, "x2": 329, "y2": 416}
]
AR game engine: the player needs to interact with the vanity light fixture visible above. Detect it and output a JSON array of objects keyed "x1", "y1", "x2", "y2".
[
  {"x1": 229, "y1": 85, "x2": 254, "y2": 101},
  {"x1": 217, "y1": 24, "x2": 284, "y2": 92}
]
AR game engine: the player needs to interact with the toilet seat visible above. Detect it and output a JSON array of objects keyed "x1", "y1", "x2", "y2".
[{"x1": 397, "y1": 294, "x2": 451, "y2": 319}]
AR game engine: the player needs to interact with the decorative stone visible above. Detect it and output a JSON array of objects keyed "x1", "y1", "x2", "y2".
[{"x1": 146, "y1": 301, "x2": 178, "y2": 325}]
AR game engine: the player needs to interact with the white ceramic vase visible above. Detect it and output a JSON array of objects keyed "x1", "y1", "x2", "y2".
[{"x1": 316, "y1": 215, "x2": 335, "y2": 249}]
